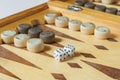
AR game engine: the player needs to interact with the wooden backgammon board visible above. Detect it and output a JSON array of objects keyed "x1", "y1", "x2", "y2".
[{"x1": 0, "y1": 0, "x2": 120, "y2": 80}]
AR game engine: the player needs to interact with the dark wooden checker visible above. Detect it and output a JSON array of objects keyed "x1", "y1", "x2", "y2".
[
  {"x1": 0, "y1": 0, "x2": 120, "y2": 80},
  {"x1": 68, "y1": 0, "x2": 120, "y2": 9}
]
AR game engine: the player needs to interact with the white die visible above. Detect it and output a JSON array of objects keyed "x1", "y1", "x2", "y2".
[
  {"x1": 53, "y1": 49, "x2": 68, "y2": 62},
  {"x1": 63, "y1": 44, "x2": 75, "y2": 57},
  {"x1": 55, "y1": 56, "x2": 66, "y2": 62},
  {"x1": 64, "y1": 44, "x2": 75, "y2": 51}
]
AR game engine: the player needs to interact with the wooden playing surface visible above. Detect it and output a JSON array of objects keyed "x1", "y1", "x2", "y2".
[{"x1": 0, "y1": 1, "x2": 120, "y2": 80}]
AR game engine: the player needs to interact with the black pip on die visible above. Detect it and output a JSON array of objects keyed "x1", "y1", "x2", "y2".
[
  {"x1": 63, "y1": 44, "x2": 75, "y2": 57},
  {"x1": 53, "y1": 45, "x2": 75, "y2": 62},
  {"x1": 54, "y1": 49, "x2": 68, "y2": 62}
]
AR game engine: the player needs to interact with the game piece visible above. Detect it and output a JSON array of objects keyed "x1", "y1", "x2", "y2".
[
  {"x1": 75, "y1": 0, "x2": 89, "y2": 6},
  {"x1": 75, "y1": 1, "x2": 86, "y2": 6},
  {"x1": 31, "y1": 19, "x2": 41, "y2": 26},
  {"x1": 39, "y1": 30, "x2": 55, "y2": 44},
  {"x1": 117, "y1": 10, "x2": 120, "y2": 16},
  {"x1": 94, "y1": 26, "x2": 110, "y2": 39},
  {"x1": 1, "y1": 30, "x2": 17, "y2": 44},
  {"x1": 81, "y1": 22, "x2": 95, "y2": 35},
  {"x1": 54, "y1": 48, "x2": 68, "y2": 62},
  {"x1": 55, "y1": 16, "x2": 69, "y2": 28},
  {"x1": 17, "y1": 23, "x2": 31, "y2": 34},
  {"x1": 14, "y1": 34, "x2": 30, "y2": 47},
  {"x1": 84, "y1": 2, "x2": 96, "y2": 9},
  {"x1": 27, "y1": 38, "x2": 44, "y2": 53},
  {"x1": 105, "y1": 7, "x2": 118, "y2": 14},
  {"x1": 54, "y1": 55, "x2": 67, "y2": 62},
  {"x1": 45, "y1": 13, "x2": 57, "y2": 24},
  {"x1": 101, "y1": 0, "x2": 115, "y2": 4},
  {"x1": 68, "y1": 20, "x2": 82, "y2": 31},
  {"x1": 28, "y1": 26, "x2": 43, "y2": 38},
  {"x1": 94, "y1": 5, "x2": 106, "y2": 12},
  {"x1": 68, "y1": 6, "x2": 83, "y2": 11},
  {"x1": 63, "y1": 44, "x2": 75, "y2": 57}
]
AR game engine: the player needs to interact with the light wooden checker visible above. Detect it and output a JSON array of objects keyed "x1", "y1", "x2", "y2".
[{"x1": 0, "y1": 1, "x2": 120, "y2": 80}]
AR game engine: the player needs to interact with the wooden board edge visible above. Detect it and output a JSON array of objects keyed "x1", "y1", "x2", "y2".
[{"x1": 0, "y1": 3, "x2": 48, "y2": 27}]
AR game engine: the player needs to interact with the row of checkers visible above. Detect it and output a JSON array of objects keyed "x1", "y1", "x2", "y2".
[
  {"x1": 45, "y1": 13, "x2": 111, "y2": 40},
  {"x1": 75, "y1": 0, "x2": 120, "y2": 16}
]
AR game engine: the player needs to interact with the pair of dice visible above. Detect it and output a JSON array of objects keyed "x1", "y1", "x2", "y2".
[{"x1": 53, "y1": 44, "x2": 75, "y2": 62}]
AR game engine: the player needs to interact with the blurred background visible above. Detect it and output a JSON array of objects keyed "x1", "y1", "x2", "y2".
[{"x1": 0, "y1": 0, "x2": 48, "y2": 19}]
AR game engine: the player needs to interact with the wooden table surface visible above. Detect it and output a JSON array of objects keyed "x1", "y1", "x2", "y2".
[{"x1": 0, "y1": 0, "x2": 120, "y2": 80}]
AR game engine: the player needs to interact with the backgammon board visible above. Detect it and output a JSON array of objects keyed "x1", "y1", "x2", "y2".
[{"x1": 0, "y1": 0, "x2": 120, "y2": 80}]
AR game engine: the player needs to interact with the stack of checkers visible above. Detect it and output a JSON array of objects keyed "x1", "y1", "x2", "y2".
[
  {"x1": 45, "y1": 13, "x2": 111, "y2": 40},
  {"x1": 74, "y1": 0, "x2": 120, "y2": 16},
  {"x1": 0, "y1": 19, "x2": 55, "y2": 53},
  {"x1": 54, "y1": 45, "x2": 75, "y2": 62}
]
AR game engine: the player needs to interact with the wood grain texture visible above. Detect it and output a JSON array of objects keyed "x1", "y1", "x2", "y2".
[
  {"x1": 0, "y1": 45, "x2": 42, "y2": 69},
  {"x1": 0, "y1": 0, "x2": 120, "y2": 80},
  {"x1": 0, "y1": 73, "x2": 19, "y2": 80},
  {"x1": 81, "y1": 60, "x2": 120, "y2": 79},
  {"x1": 0, "y1": 66, "x2": 21, "y2": 80}
]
